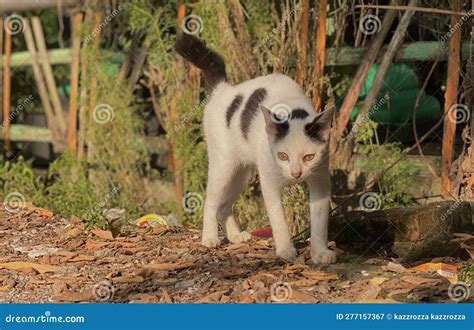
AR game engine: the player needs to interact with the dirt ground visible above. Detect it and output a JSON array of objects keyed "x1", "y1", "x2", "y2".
[{"x1": 0, "y1": 206, "x2": 470, "y2": 303}]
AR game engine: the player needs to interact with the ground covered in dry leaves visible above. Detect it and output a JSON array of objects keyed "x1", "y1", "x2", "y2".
[{"x1": 0, "y1": 206, "x2": 469, "y2": 303}]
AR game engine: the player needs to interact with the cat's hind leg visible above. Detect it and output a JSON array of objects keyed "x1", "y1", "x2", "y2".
[
  {"x1": 202, "y1": 162, "x2": 251, "y2": 247},
  {"x1": 219, "y1": 166, "x2": 253, "y2": 244}
]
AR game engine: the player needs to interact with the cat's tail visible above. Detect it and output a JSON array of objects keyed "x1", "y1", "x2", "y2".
[{"x1": 175, "y1": 32, "x2": 227, "y2": 95}]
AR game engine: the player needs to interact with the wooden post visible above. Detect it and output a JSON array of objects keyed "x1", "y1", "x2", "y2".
[
  {"x1": 67, "y1": 12, "x2": 83, "y2": 152},
  {"x1": 23, "y1": 19, "x2": 61, "y2": 145},
  {"x1": 295, "y1": 0, "x2": 309, "y2": 87},
  {"x1": 2, "y1": 18, "x2": 12, "y2": 153},
  {"x1": 0, "y1": 18, "x2": 3, "y2": 137},
  {"x1": 31, "y1": 16, "x2": 67, "y2": 136},
  {"x1": 441, "y1": 0, "x2": 462, "y2": 195},
  {"x1": 312, "y1": 0, "x2": 327, "y2": 111},
  {"x1": 336, "y1": 0, "x2": 399, "y2": 138}
]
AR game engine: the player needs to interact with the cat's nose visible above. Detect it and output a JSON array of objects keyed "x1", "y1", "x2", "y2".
[{"x1": 291, "y1": 171, "x2": 302, "y2": 179}]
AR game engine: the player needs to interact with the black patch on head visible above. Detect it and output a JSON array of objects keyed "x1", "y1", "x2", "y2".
[
  {"x1": 304, "y1": 111, "x2": 333, "y2": 142},
  {"x1": 240, "y1": 88, "x2": 267, "y2": 139},
  {"x1": 291, "y1": 109, "x2": 309, "y2": 120},
  {"x1": 274, "y1": 122, "x2": 289, "y2": 141},
  {"x1": 226, "y1": 94, "x2": 243, "y2": 127}
]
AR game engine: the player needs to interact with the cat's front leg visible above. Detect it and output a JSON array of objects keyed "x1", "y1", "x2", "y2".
[
  {"x1": 260, "y1": 173, "x2": 296, "y2": 261},
  {"x1": 308, "y1": 178, "x2": 336, "y2": 264}
]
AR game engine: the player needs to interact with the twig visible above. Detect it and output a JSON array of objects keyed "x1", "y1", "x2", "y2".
[
  {"x1": 412, "y1": 60, "x2": 440, "y2": 180},
  {"x1": 67, "y1": 12, "x2": 83, "y2": 152},
  {"x1": 355, "y1": 4, "x2": 471, "y2": 17},
  {"x1": 32, "y1": 16, "x2": 67, "y2": 136},
  {"x1": 312, "y1": 0, "x2": 327, "y2": 111},
  {"x1": 2, "y1": 18, "x2": 12, "y2": 153},
  {"x1": 23, "y1": 19, "x2": 61, "y2": 147}
]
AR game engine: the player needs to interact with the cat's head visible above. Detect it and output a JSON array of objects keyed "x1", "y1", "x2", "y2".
[{"x1": 261, "y1": 104, "x2": 333, "y2": 181}]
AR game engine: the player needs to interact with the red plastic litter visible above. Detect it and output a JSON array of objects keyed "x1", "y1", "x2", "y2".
[{"x1": 251, "y1": 226, "x2": 272, "y2": 238}]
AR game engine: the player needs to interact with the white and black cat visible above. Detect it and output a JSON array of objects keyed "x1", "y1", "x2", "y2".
[{"x1": 176, "y1": 33, "x2": 336, "y2": 264}]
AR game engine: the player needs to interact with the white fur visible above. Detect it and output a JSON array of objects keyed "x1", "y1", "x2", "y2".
[{"x1": 201, "y1": 74, "x2": 335, "y2": 264}]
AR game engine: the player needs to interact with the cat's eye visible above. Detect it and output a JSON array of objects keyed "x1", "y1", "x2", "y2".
[
  {"x1": 303, "y1": 154, "x2": 315, "y2": 162},
  {"x1": 277, "y1": 152, "x2": 289, "y2": 161}
]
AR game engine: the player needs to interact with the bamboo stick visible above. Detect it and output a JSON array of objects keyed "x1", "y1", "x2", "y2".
[
  {"x1": 31, "y1": 16, "x2": 67, "y2": 136},
  {"x1": 85, "y1": 10, "x2": 102, "y2": 161},
  {"x1": 2, "y1": 18, "x2": 12, "y2": 153},
  {"x1": 67, "y1": 12, "x2": 83, "y2": 152},
  {"x1": 23, "y1": 19, "x2": 61, "y2": 145},
  {"x1": 295, "y1": 0, "x2": 309, "y2": 86},
  {"x1": 336, "y1": 0, "x2": 399, "y2": 138},
  {"x1": 312, "y1": 0, "x2": 327, "y2": 111},
  {"x1": 441, "y1": 0, "x2": 462, "y2": 195}
]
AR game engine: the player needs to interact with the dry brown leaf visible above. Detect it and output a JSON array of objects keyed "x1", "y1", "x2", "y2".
[
  {"x1": 401, "y1": 276, "x2": 443, "y2": 286},
  {"x1": 129, "y1": 293, "x2": 159, "y2": 303},
  {"x1": 90, "y1": 228, "x2": 114, "y2": 240},
  {"x1": 61, "y1": 227, "x2": 83, "y2": 240},
  {"x1": 32, "y1": 207, "x2": 53, "y2": 218},
  {"x1": 0, "y1": 262, "x2": 58, "y2": 274},
  {"x1": 359, "y1": 298, "x2": 398, "y2": 303},
  {"x1": 198, "y1": 290, "x2": 228, "y2": 303},
  {"x1": 161, "y1": 288, "x2": 172, "y2": 303},
  {"x1": 54, "y1": 290, "x2": 93, "y2": 302},
  {"x1": 284, "y1": 290, "x2": 318, "y2": 303},
  {"x1": 85, "y1": 239, "x2": 110, "y2": 251},
  {"x1": 301, "y1": 270, "x2": 338, "y2": 281},
  {"x1": 225, "y1": 243, "x2": 250, "y2": 252},
  {"x1": 288, "y1": 279, "x2": 320, "y2": 287},
  {"x1": 387, "y1": 288, "x2": 413, "y2": 298},
  {"x1": 67, "y1": 254, "x2": 96, "y2": 262},
  {"x1": 144, "y1": 261, "x2": 194, "y2": 271},
  {"x1": 112, "y1": 275, "x2": 144, "y2": 284},
  {"x1": 385, "y1": 262, "x2": 408, "y2": 273}
]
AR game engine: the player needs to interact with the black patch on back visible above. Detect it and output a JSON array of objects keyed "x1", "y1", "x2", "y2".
[
  {"x1": 240, "y1": 88, "x2": 267, "y2": 139},
  {"x1": 226, "y1": 94, "x2": 243, "y2": 127},
  {"x1": 291, "y1": 109, "x2": 309, "y2": 120}
]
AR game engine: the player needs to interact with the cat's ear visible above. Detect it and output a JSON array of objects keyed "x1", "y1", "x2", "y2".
[
  {"x1": 304, "y1": 107, "x2": 334, "y2": 142},
  {"x1": 261, "y1": 104, "x2": 279, "y2": 135}
]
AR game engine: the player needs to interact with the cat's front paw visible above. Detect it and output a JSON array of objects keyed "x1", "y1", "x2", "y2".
[
  {"x1": 202, "y1": 237, "x2": 221, "y2": 248},
  {"x1": 276, "y1": 246, "x2": 297, "y2": 261},
  {"x1": 228, "y1": 231, "x2": 252, "y2": 244},
  {"x1": 311, "y1": 248, "x2": 336, "y2": 264}
]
